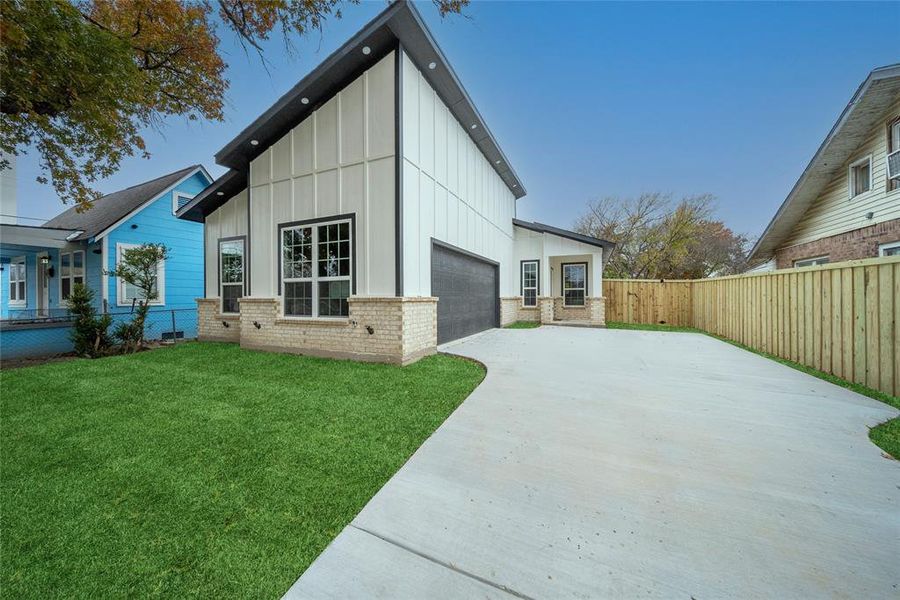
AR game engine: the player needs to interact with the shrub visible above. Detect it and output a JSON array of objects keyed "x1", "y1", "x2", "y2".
[
  {"x1": 107, "y1": 243, "x2": 168, "y2": 353},
  {"x1": 67, "y1": 283, "x2": 113, "y2": 357}
]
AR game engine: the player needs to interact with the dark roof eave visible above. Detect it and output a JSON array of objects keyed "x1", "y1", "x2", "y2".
[
  {"x1": 513, "y1": 219, "x2": 616, "y2": 251},
  {"x1": 213, "y1": 0, "x2": 525, "y2": 199},
  {"x1": 176, "y1": 169, "x2": 247, "y2": 222}
]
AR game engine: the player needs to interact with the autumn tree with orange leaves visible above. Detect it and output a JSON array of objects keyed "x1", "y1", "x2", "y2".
[{"x1": 0, "y1": 0, "x2": 467, "y2": 210}]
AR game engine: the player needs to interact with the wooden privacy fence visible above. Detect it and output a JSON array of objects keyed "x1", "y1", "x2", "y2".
[{"x1": 603, "y1": 256, "x2": 900, "y2": 397}]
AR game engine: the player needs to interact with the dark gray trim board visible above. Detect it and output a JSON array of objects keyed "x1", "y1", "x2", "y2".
[
  {"x1": 513, "y1": 219, "x2": 615, "y2": 251},
  {"x1": 177, "y1": 169, "x2": 247, "y2": 222},
  {"x1": 276, "y1": 213, "x2": 358, "y2": 297},
  {"x1": 394, "y1": 40, "x2": 404, "y2": 297},
  {"x1": 560, "y1": 261, "x2": 588, "y2": 307}
]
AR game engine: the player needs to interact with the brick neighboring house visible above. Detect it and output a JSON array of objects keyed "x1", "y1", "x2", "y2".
[{"x1": 749, "y1": 64, "x2": 900, "y2": 270}]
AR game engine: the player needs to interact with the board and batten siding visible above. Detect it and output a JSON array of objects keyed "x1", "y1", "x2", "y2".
[
  {"x1": 204, "y1": 188, "x2": 249, "y2": 296},
  {"x1": 245, "y1": 51, "x2": 396, "y2": 298},
  {"x1": 783, "y1": 98, "x2": 900, "y2": 248},
  {"x1": 400, "y1": 51, "x2": 517, "y2": 297}
]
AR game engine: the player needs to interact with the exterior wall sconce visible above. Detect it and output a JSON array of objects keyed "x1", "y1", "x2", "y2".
[
  {"x1": 366, "y1": 325, "x2": 374, "y2": 335},
  {"x1": 253, "y1": 321, "x2": 261, "y2": 329},
  {"x1": 130, "y1": 224, "x2": 138, "y2": 229},
  {"x1": 222, "y1": 321, "x2": 230, "y2": 328}
]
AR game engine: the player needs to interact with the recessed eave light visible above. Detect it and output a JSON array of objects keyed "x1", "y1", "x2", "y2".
[
  {"x1": 428, "y1": 61, "x2": 437, "y2": 70},
  {"x1": 250, "y1": 139, "x2": 259, "y2": 146},
  {"x1": 495, "y1": 160, "x2": 501, "y2": 164},
  {"x1": 470, "y1": 124, "x2": 478, "y2": 130},
  {"x1": 362, "y1": 46, "x2": 371, "y2": 55},
  {"x1": 301, "y1": 97, "x2": 309, "y2": 105},
  {"x1": 216, "y1": 191, "x2": 224, "y2": 196}
]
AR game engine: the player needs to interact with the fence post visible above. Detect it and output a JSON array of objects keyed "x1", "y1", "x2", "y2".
[{"x1": 171, "y1": 310, "x2": 177, "y2": 344}]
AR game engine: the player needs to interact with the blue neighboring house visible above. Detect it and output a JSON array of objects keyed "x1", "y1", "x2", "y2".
[{"x1": 0, "y1": 165, "x2": 212, "y2": 359}]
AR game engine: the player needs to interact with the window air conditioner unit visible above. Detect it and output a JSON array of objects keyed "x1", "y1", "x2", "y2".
[{"x1": 888, "y1": 149, "x2": 900, "y2": 180}]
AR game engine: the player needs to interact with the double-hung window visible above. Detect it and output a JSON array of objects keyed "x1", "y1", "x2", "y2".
[
  {"x1": 889, "y1": 117, "x2": 900, "y2": 192},
  {"x1": 8, "y1": 256, "x2": 25, "y2": 305},
  {"x1": 116, "y1": 243, "x2": 164, "y2": 305},
  {"x1": 521, "y1": 260, "x2": 539, "y2": 307},
  {"x1": 849, "y1": 156, "x2": 871, "y2": 198},
  {"x1": 562, "y1": 263, "x2": 587, "y2": 307},
  {"x1": 219, "y1": 238, "x2": 245, "y2": 314},
  {"x1": 60, "y1": 250, "x2": 85, "y2": 301},
  {"x1": 281, "y1": 218, "x2": 352, "y2": 318}
]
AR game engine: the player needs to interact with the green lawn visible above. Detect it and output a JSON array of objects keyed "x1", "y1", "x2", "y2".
[
  {"x1": 0, "y1": 343, "x2": 485, "y2": 598},
  {"x1": 504, "y1": 321, "x2": 541, "y2": 329},
  {"x1": 607, "y1": 321, "x2": 900, "y2": 458}
]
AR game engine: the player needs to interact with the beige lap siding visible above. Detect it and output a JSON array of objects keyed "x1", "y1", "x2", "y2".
[
  {"x1": 237, "y1": 297, "x2": 436, "y2": 365},
  {"x1": 197, "y1": 298, "x2": 241, "y2": 342}
]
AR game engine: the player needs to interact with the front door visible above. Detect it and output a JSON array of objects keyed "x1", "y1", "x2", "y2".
[{"x1": 37, "y1": 257, "x2": 49, "y2": 317}]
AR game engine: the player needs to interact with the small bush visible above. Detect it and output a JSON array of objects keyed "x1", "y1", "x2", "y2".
[{"x1": 68, "y1": 283, "x2": 113, "y2": 357}]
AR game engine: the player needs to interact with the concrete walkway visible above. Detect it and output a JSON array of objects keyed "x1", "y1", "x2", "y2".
[{"x1": 285, "y1": 327, "x2": 900, "y2": 599}]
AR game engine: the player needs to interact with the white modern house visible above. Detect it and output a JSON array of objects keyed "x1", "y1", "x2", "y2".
[{"x1": 178, "y1": 0, "x2": 613, "y2": 365}]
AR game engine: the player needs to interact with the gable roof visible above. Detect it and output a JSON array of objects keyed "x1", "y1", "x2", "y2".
[
  {"x1": 513, "y1": 219, "x2": 615, "y2": 251},
  {"x1": 44, "y1": 165, "x2": 210, "y2": 241},
  {"x1": 182, "y1": 1, "x2": 524, "y2": 223},
  {"x1": 748, "y1": 64, "x2": 900, "y2": 262}
]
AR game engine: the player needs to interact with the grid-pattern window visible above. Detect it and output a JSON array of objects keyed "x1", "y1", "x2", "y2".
[
  {"x1": 849, "y1": 157, "x2": 871, "y2": 198},
  {"x1": 60, "y1": 250, "x2": 85, "y2": 301},
  {"x1": 562, "y1": 263, "x2": 586, "y2": 307},
  {"x1": 9, "y1": 257, "x2": 25, "y2": 305},
  {"x1": 117, "y1": 243, "x2": 163, "y2": 305},
  {"x1": 521, "y1": 261, "x2": 538, "y2": 307},
  {"x1": 282, "y1": 219, "x2": 352, "y2": 318},
  {"x1": 219, "y1": 239, "x2": 244, "y2": 314}
]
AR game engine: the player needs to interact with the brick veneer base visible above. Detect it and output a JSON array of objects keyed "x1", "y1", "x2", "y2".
[
  {"x1": 775, "y1": 218, "x2": 900, "y2": 269},
  {"x1": 197, "y1": 298, "x2": 241, "y2": 342},
  {"x1": 197, "y1": 296, "x2": 437, "y2": 365},
  {"x1": 500, "y1": 297, "x2": 541, "y2": 325}
]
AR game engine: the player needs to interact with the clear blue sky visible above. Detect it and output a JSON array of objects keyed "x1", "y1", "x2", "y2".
[{"x1": 15, "y1": 0, "x2": 900, "y2": 240}]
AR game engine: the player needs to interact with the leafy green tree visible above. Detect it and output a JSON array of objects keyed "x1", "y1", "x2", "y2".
[
  {"x1": 0, "y1": 0, "x2": 467, "y2": 211},
  {"x1": 107, "y1": 243, "x2": 168, "y2": 352},
  {"x1": 67, "y1": 282, "x2": 113, "y2": 357}
]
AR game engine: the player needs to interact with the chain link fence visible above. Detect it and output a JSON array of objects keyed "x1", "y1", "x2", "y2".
[{"x1": 0, "y1": 307, "x2": 198, "y2": 362}]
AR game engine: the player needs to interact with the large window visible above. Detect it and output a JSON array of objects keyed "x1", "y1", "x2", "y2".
[
  {"x1": 849, "y1": 156, "x2": 871, "y2": 198},
  {"x1": 562, "y1": 263, "x2": 587, "y2": 307},
  {"x1": 521, "y1": 260, "x2": 539, "y2": 307},
  {"x1": 794, "y1": 255, "x2": 829, "y2": 268},
  {"x1": 8, "y1": 256, "x2": 25, "y2": 306},
  {"x1": 60, "y1": 250, "x2": 85, "y2": 301},
  {"x1": 281, "y1": 218, "x2": 352, "y2": 318},
  {"x1": 219, "y1": 238, "x2": 245, "y2": 314},
  {"x1": 116, "y1": 243, "x2": 164, "y2": 305}
]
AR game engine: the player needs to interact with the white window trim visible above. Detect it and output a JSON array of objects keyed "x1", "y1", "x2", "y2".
[
  {"x1": 848, "y1": 155, "x2": 873, "y2": 199},
  {"x1": 219, "y1": 238, "x2": 245, "y2": 315},
  {"x1": 115, "y1": 243, "x2": 165, "y2": 306},
  {"x1": 172, "y1": 191, "x2": 195, "y2": 215},
  {"x1": 562, "y1": 262, "x2": 587, "y2": 308},
  {"x1": 8, "y1": 256, "x2": 26, "y2": 306},
  {"x1": 879, "y1": 241, "x2": 900, "y2": 257},
  {"x1": 59, "y1": 250, "x2": 86, "y2": 303},
  {"x1": 280, "y1": 217, "x2": 353, "y2": 319},
  {"x1": 793, "y1": 255, "x2": 830, "y2": 268},
  {"x1": 521, "y1": 260, "x2": 539, "y2": 307}
]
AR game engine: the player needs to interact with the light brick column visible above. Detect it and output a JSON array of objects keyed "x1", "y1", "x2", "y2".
[
  {"x1": 197, "y1": 298, "x2": 240, "y2": 342},
  {"x1": 538, "y1": 297, "x2": 555, "y2": 324},
  {"x1": 500, "y1": 298, "x2": 520, "y2": 326},
  {"x1": 588, "y1": 297, "x2": 606, "y2": 327}
]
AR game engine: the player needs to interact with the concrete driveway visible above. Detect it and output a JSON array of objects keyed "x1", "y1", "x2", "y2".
[{"x1": 286, "y1": 327, "x2": 900, "y2": 599}]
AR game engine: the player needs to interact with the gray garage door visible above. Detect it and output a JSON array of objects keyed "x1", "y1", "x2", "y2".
[{"x1": 431, "y1": 243, "x2": 499, "y2": 344}]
